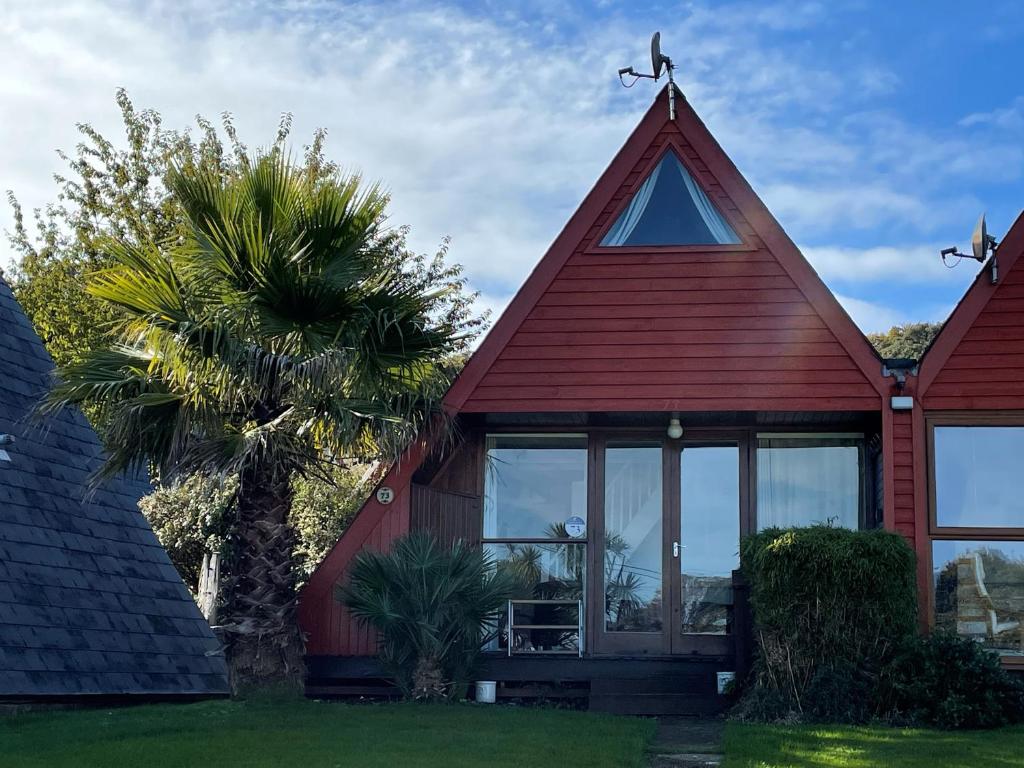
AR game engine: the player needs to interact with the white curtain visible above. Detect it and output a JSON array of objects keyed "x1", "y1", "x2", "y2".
[
  {"x1": 757, "y1": 441, "x2": 860, "y2": 529},
  {"x1": 601, "y1": 161, "x2": 662, "y2": 246},
  {"x1": 674, "y1": 155, "x2": 739, "y2": 244}
]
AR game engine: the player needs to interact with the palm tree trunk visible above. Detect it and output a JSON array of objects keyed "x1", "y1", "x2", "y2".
[
  {"x1": 411, "y1": 654, "x2": 446, "y2": 701},
  {"x1": 219, "y1": 466, "x2": 305, "y2": 691}
]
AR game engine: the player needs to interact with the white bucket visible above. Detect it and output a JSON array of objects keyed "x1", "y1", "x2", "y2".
[
  {"x1": 475, "y1": 680, "x2": 497, "y2": 704},
  {"x1": 717, "y1": 671, "x2": 736, "y2": 695}
]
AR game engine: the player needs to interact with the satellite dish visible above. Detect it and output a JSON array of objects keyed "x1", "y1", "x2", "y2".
[
  {"x1": 618, "y1": 32, "x2": 678, "y2": 118},
  {"x1": 651, "y1": 32, "x2": 665, "y2": 79},
  {"x1": 972, "y1": 213, "x2": 989, "y2": 261}
]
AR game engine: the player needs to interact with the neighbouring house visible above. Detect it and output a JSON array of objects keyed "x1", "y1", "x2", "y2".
[
  {"x1": 0, "y1": 276, "x2": 229, "y2": 701},
  {"x1": 298, "y1": 86, "x2": 1024, "y2": 714}
]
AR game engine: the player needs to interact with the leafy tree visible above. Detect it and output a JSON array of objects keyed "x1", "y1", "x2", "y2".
[
  {"x1": 7, "y1": 90, "x2": 484, "y2": 389},
  {"x1": 5, "y1": 90, "x2": 257, "y2": 369},
  {"x1": 41, "y1": 151, "x2": 473, "y2": 688},
  {"x1": 867, "y1": 322, "x2": 942, "y2": 360},
  {"x1": 141, "y1": 463, "x2": 377, "y2": 593},
  {"x1": 290, "y1": 462, "x2": 380, "y2": 578},
  {"x1": 139, "y1": 475, "x2": 237, "y2": 593}
]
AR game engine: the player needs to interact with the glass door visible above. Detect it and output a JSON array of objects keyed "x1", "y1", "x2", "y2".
[
  {"x1": 597, "y1": 439, "x2": 670, "y2": 653},
  {"x1": 672, "y1": 442, "x2": 741, "y2": 655},
  {"x1": 592, "y1": 434, "x2": 744, "y2": 656}
]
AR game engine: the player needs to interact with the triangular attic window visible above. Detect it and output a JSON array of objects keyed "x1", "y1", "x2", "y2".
[{"x1": 600, "y1": 151, "x2": 740, "y2": 246}]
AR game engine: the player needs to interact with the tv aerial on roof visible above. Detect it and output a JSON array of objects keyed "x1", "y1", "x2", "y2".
[
  {"x1": 940, "y1": 214, "x2": 1000, "y2": 284},
  {"x1": 618, "y1": 32, "x2": 678, "y2": 120}
]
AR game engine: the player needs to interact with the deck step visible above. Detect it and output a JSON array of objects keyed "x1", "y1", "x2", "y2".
[
  {"x1": 589, "y1": 693, "x2": 725, "y2": 716},
  {"x1": 589, "y1": 677, "x2": 725, "y2": 715}
]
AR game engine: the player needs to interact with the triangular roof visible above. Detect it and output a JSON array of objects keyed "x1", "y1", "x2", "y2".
[
  {"x1": 0, "y1": 276, "x2": 229, "y2": 698},
  {"x1": 917, "y1": 210, "x2": 1024, "y2": 404},
  {"x1": 444, "y1": 87, "x2": 886, "y2": 414}
]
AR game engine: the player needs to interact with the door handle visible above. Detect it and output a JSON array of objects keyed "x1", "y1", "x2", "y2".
[{"x1": 673, "y1": 541, "x2": 681, "y2": 558}]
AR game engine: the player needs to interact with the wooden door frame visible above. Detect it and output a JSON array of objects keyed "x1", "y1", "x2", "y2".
[
  {"x1": 590, "y1": 431, "x2": 671, "y2": 655},
  {"x1": 589, "y1": 429, "x2": 750, "y2": 656},
  {"x1": 670, "y1": 432, "x2": 749, "y2": 656}
]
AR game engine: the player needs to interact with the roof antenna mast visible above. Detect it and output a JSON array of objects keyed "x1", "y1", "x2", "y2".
[{"x1": 618, "y1": 32, "x2": 677, "y2": 120}]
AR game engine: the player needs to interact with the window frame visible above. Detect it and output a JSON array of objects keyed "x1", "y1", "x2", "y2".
[
  {"x1": 929, "y1": 538, "x2": 1024, "y2": 659},
  {"x1": 482, "y1": 433, "x2": 591, "y2": 656},
  {"x1": 927, "y1": 412, "x2": 1024, "y2": 539},
  {"x1": 482, "y1": 432, "x2": 590, "y2": 544},
  {"x1": 753, "y1": 432, "x2": 869, "y2": 531},
  {"x1": 585, "y1": 140, "x2": 756, "y2": 255}
]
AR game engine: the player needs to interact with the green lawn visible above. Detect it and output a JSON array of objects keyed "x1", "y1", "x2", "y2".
[
  {"x1": 0, "y1": 697, "x2": 654, "y2": 768},
  {"x1": 723, "y1": 722, "x2": 1024, "y2": 767}
]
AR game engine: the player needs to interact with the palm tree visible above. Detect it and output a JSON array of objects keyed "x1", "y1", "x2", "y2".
[
  {"x1": 42, "y1": 152, "x2": 464, "y2": 687},
  {"x1": 341, "y1": 533, "x2": 519, "y2": 700}
]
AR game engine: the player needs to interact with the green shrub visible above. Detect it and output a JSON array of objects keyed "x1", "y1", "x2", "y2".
[
  {"x1": 737, "y1": 525, "x2": 917, "y2": 723},
  {"x1": 140, "y1": 464, "x2": 374, "y2": 592},
  {"x1": 879, "y1": 632, "x2": 1024, "y2": 729},
  {"x1": 339, "y1": 533, "x2": 520, "y2": 701},
  {"x1": 290, "y1": 464, "x2": 376, "y2": 577},
  {"x1": 139, "y1": 475, "x2": 236, "y2": 592}
]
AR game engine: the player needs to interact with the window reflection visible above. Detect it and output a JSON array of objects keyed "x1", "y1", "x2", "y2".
[
  {"x1": 934, "y1": 541, "x2": 1024, "y2": 657},
  {"x1": 934, "y1": 426, "x2": 1024, "y2": 528},
  {"x1": 681, "y1": 446, "x2": 739, "y2": 635},
  {"x1": 605, "y1": 443, "x2": 663, "y2": 632},
  {"x1": 484, "y1": 435, "x2": 587, "y2": 539},
  {"x1": 487, "y1": 542, "x2": 583, "y2": 654}
]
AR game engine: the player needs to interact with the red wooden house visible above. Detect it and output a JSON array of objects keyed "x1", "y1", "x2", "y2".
[{"x1": 298, "y1": 86, "x2": 1024, "y2": 713}]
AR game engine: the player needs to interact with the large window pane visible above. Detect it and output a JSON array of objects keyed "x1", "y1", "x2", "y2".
[
  {"x1": 486, "y1": 542, "x2": 584, "y2": 654},
  {"x1": 484, "y1": 435, "x2": 587, "y2": 539},
  {"x1": 757, "y1": 436, "x2": 862, "y2": 530},
  {"x1": 933, "y1": 541, "x2": 1024, "y2": 657},
  {"x1": 935, "y1": 426, "x2": 1024, "y2": 528},
  {"x1": 681, "y1": 445, "x2": 739, "y2": 635},
  {"x1": 605, "y1": 442, "x2": 663, "y2": 632}
]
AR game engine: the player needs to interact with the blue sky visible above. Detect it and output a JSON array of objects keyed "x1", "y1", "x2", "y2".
[{"x1": 1, "y1": 0, "x2": 1022, "y2": 333}]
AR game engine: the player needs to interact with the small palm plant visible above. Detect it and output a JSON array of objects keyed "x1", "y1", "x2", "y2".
[{"x1": 340, "y1": 533, "x2": 519, "y2": 700}]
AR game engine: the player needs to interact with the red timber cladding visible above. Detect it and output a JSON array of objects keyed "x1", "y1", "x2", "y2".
[
  {"x1": 298, "y1": 434, "x2": 482, "y2": 656},
  {"x1": 891, "y1": 409, "x2": 916, "y2": 543},
  {"x1": 908, "y1": 213, "x2": 1024, "y2": 626},
  {"x1": 460, "y1": 129, "x2": 879, "y2": 414},
  {"x1": 923, "y1": 263, "x2": 1024, "y2": 410},
  {"x1": 298, "y1": 441, "x2": 426, "y2": 656}
]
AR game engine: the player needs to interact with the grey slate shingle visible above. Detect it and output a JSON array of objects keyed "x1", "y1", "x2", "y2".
[{"x1": 0, "y1": 276, "x2": 229, "y2": 697}]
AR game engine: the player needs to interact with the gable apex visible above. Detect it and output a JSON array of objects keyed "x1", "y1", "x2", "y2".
[
  {"x1": 445, "y1": 87, "x2": 886, "y2": 414},
  {"x1": 918, "y1": 210, "x2": 1024, "y2": 397}
]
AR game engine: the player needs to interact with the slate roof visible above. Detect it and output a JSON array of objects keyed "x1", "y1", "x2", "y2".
[{"x1": 0, "y1": 276, "x2": 229, "y2": 698}]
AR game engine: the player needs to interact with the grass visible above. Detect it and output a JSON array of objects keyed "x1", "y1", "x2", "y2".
[
  {"x1": 0, "y1": 697, "x2": 655, "y2": 768},
  {"x1": 723, "y1": 722, "x2": 1024, "y2": 767}
]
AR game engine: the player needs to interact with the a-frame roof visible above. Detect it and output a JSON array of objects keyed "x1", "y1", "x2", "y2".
[
  {"x1": 444, "y1": 86, "x2": 886, "y2": 414},
  {"x1": 917, "y1": 210, "x2": 1024, "y2": 403},
  {"x1": 0, "y1": 276, "x2": 229, "y2": 698}
]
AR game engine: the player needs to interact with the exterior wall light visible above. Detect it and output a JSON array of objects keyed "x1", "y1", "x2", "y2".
[{"x1": 667, "y1": 417, "x2": 684, "y2": 439}]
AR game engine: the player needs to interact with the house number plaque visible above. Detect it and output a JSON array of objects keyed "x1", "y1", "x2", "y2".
[{"x1": 375, "y1": 486, "x2": 395, "y2": 505}]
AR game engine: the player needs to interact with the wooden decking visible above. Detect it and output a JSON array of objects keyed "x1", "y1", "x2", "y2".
[{"x1": 305, "y1": 654, "x2": 736, "y2": 715}]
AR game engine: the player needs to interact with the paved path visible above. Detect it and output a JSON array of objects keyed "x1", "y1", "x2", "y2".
[{"x1": 647, "y1": 717, "x2": 724, "y2": 767}]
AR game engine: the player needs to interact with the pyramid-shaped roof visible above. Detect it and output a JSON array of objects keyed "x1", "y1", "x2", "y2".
[
  {"x1": 0, "y1": 276, "x2": 229, "y2": 698},
  {"x1": 445, "y1": 87, "x2": 886, "y2": 414}
]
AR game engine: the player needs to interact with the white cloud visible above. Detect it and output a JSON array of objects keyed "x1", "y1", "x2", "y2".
[
  {"x1": 834, "y1": 294, "x2": 905, "y2": 334},
  {"x1": 960, "y1": 97, "x2": 1024, "y2": 132},
  {"x1": 0, "y1": 0, "x2": 1018, "y2": 334},
  {"x1": 802, "y1": 243, "x2": 977, "y2": 284}
]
